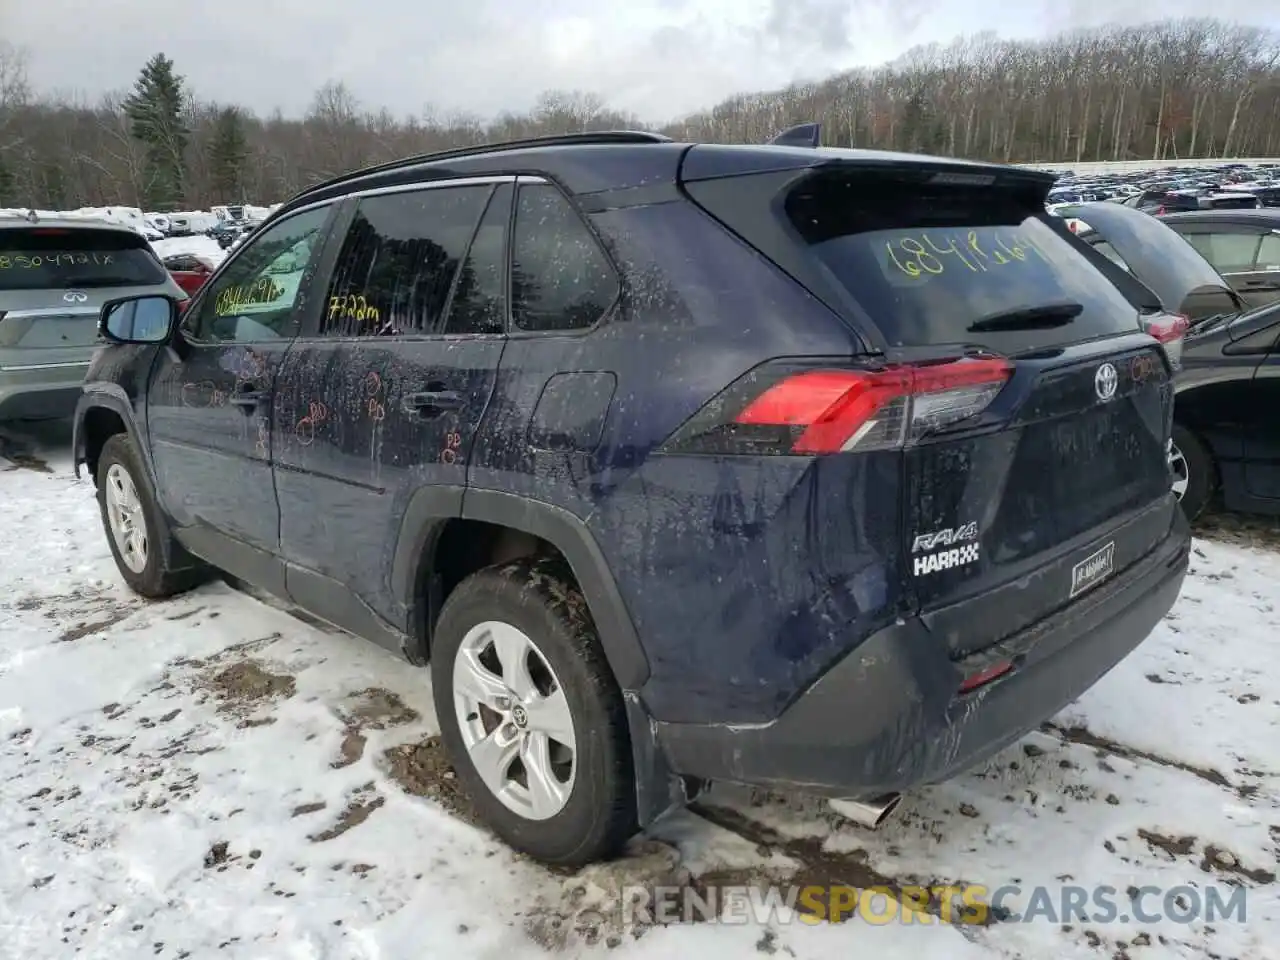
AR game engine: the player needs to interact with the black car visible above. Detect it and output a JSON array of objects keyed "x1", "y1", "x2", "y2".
[
  {"x1": 208, "y1": 220, "x2": 254, "y2": 250},
  {"x1": 70, "y1": 130, "x2": 1189, "y2": 866},
  {"x1": 1152, "y1": 209, "x2": 1280, "y2": 308},
  {"x1": 1065, "y1": 202, "x2": 1280, "y2": 520}
]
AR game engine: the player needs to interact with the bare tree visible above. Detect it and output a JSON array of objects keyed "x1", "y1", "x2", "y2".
[{"x1": 7, "y1": 19, "x2": 1280, "y2": 209}]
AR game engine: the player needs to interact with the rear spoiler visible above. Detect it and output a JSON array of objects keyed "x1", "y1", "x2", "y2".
[{"x1": 770, "y1": 123, "x2": 822, "y2": 148}]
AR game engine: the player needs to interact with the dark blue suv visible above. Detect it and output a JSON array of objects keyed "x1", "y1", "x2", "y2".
[{"x1": 72, "y1": 131, "x2": 1191, "y2": 866}]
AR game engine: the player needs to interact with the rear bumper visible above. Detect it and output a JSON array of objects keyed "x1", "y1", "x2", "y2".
[{"x1": 655, "y1": 509, "x2": 1191, "y2": 797}]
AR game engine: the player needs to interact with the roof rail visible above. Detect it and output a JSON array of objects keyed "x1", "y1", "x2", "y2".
[{"x1": 294, "y1": 130, "x2": 672, "y2": 201}]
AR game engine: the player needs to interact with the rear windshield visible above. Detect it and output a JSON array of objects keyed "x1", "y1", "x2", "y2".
[
  {"x1": 784, "y1": 170, "x2": 1141, "y2": 349},
  {"x1": 0, "y1": 228, "x2": 167, "y2": 290},
  {"x1": 1205, "y1": 196, "x2": 1258, "y2": 210}
]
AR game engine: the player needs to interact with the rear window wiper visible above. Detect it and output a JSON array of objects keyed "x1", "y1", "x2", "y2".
[{"x1": 967, "y1": 301, "x2": 1084, "y2": 333}]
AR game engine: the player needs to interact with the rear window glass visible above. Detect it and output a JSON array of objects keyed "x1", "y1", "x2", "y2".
[
  {"x1": 785, "y1": 171, "x2": 1141, "y2": 349},
  {"x1": 1206, "y1": 196, "x2": 1258, "y2": 210},
  {"x1": 0, "y1": 228, "x2": 166, "y2": 290}
]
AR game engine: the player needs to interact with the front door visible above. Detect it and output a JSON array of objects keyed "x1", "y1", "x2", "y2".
[
  {"x1": 1232, "y1": 231, "x2": 1280, "y2": 307},
  {"x1": 1244, "y1": 333, "x2": 1280, "y2": 501},
  {"x1": 146, "y1": 204, "x2": 336, "y2": 589},
  {"x1": 272, "y1": 180, "x2": 510, "y2": 642}
]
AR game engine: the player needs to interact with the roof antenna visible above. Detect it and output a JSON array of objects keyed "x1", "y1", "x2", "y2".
[
  {"x1": 24, "y1": 208, "x2": 38, "y2": 223},
  {"x1": 769, "y1": 122, "x2": 822, "y2": 148}
]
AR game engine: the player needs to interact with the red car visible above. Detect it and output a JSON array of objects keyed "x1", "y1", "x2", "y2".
[{"x1": 161, "y1": 253, "x2": 218, "y2": 297}]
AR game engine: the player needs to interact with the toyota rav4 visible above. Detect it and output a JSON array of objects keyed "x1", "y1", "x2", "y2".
[{"x1": 72, "y1": 130, "x2": 1191, "y2": 866}]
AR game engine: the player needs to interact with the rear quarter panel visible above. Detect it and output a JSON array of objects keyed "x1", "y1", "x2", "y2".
[{"x1": 566, "y1": 200, "x2": 905, "y2": 725}]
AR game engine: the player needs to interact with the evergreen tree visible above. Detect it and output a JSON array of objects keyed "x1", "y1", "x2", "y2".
[
  {"x1": 41, "y1": 162, "x2": 67, "y2": 209},
  {"x1": 124, "y1": 54, "x2": 188, "y2": 208},
  {"x1": 901, "y1": 90, "x2": 945, "y2": 155},
  {"x1": 209, "y1": 106, "x2": 249, "y2": 201},
  {"x1": 0, "y1": 158, "x2": 14, "y2": 208}
]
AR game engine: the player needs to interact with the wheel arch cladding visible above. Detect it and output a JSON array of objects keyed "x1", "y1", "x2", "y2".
[
  {"x1": 74, "y1": 390, "x2": 136, "y2": 483},
  {"x1": 394, "y1": 487, "x2": 650, "y2": 691},
  {"x1": 392, "y1": 487, "x2": 678, "y2": 827}
]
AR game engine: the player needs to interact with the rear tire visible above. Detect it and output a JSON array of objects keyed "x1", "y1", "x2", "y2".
[
  {"x1": 1170, "y1": 423, "x2": 1215, "y2": 521},
  {"x1": 96, "y1": 434, "x2": 206, "y2": 599},
  {"x1": 431, "y1": 557, "x2": 636, "y2": 866}
]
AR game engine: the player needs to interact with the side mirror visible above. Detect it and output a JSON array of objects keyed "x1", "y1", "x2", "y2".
[{"x1": 99, "y1": 295, "x2": 180, "y2": 344}]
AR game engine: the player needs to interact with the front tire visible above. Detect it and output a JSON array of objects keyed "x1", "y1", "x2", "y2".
[
  {"x1": 96, "y1": 434, "x2": 204, "y2": 599},
  {"x1": 431, "y1": 557, "x2": 636, "y2": 866},
  {"x1": 1169, "y1": 423, "x2": 1215, "y2": 521}
]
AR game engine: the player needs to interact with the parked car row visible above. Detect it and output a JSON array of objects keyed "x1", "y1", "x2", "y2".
[
  {"x1": 1045, "y1": 161, "x2": 1280, "y2": 210},
  {"x1": 207, "y1": 218, "x2": 261, "y2": 250}
]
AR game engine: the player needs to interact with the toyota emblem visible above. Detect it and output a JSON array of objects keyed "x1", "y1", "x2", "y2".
[
  {"x1": 1095, "y1": 362, "x2": 1118, "y2": 402},
  {"x1": 63, "y1": 291, "x2": 88, "y2": 303}
]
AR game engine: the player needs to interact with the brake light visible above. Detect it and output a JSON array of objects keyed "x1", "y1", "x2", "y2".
[
  {"x1": 1143, "y1": 313, "x2": 1188, "y2": 370},
  {"x1": 662, "y1": 357, "x2": 1013, "y2": 456}
]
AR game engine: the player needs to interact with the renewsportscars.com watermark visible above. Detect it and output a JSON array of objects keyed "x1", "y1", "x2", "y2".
[{"x1": 606, "y1": 883, "x2": 1249, "y2": 927}]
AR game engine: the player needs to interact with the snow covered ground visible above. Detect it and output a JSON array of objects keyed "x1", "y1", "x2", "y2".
[
  {"x1": 1, "y1": 424, "x2": 1277, "y2": 960},
  {"x1": 152, "y1": 235, "x2": 229, "y2": 266}
]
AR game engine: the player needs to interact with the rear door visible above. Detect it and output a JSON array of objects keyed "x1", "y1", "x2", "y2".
[
  {"x1": 1236, "y1": 231, "x2": 1280, "y2": 306},
  {"x1": 271, "y1": 179, "x2": 508, "y2": 635},
  {"x1": 685, "y1": 159, "x2": 1179, "y2": 659}
]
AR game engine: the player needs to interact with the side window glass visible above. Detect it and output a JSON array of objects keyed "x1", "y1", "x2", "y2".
[
  {"x1": 443, "y1": 184, "x2": 511, "y2": 336},
  {"x1": 321, "y1": 185, "x2": 490, "y2": 338},
  {"x1": 1206, "y1": 232, "x2": 1262, "y2": 273},
  {"x1": 511, "y1": 183, "x2": 619, "y2": 332},
  {"x1": 190, "y1": 206, "x2": 330, "y2": 343},
  {"x1": 1183, "y1": 233, "x2": 1215, "y2": 262},
  {"x1": 1255, "y1": 234, "x2": 1280, "y2": 271}
]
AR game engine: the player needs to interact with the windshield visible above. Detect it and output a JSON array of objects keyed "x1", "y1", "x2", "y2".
[
  {"x1": 0, "y1": 227, "x2": 167, "y2": 290},
  {"x1": 785, "y1": 170, "x2": 1141, "y2": 350}
]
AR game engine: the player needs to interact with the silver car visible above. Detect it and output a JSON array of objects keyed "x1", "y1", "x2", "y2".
[{"x1": 0, "y1": 214, "x2": 186, "y2": 421}]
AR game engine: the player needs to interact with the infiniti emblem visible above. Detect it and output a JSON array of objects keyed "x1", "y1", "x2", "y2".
[
  {"x1": 63, "y1": 291, "x2": 88, "y2": 303},
  {"x1": 1095, "y1": 362, "x2": 1118, "y2": 402}
]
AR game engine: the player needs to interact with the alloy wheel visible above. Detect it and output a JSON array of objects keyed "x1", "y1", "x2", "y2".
[{"x1": 452, "y1": 620, "x2": 577, "y2": 821}]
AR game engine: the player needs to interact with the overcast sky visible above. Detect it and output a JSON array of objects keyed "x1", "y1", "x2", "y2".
[{"x1": 5, "y1": 0, "x2": 1279, "y2": 123}]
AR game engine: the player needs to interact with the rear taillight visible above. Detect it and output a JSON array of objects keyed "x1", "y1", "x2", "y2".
[
  {"x1": 661, "y1": 357, "x2": 1013, "y2": 456},
  {"x1": 1143, "y1": 313, "x2": 1189, "y2": 370}
]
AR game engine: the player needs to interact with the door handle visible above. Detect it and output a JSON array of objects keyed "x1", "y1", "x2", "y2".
[
  {"x1": 229, "y1": 387, "x2": 265, "y2": 409},
  {"x1": 405, "y1": 390, "x2": 463, "y2": 416}
]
